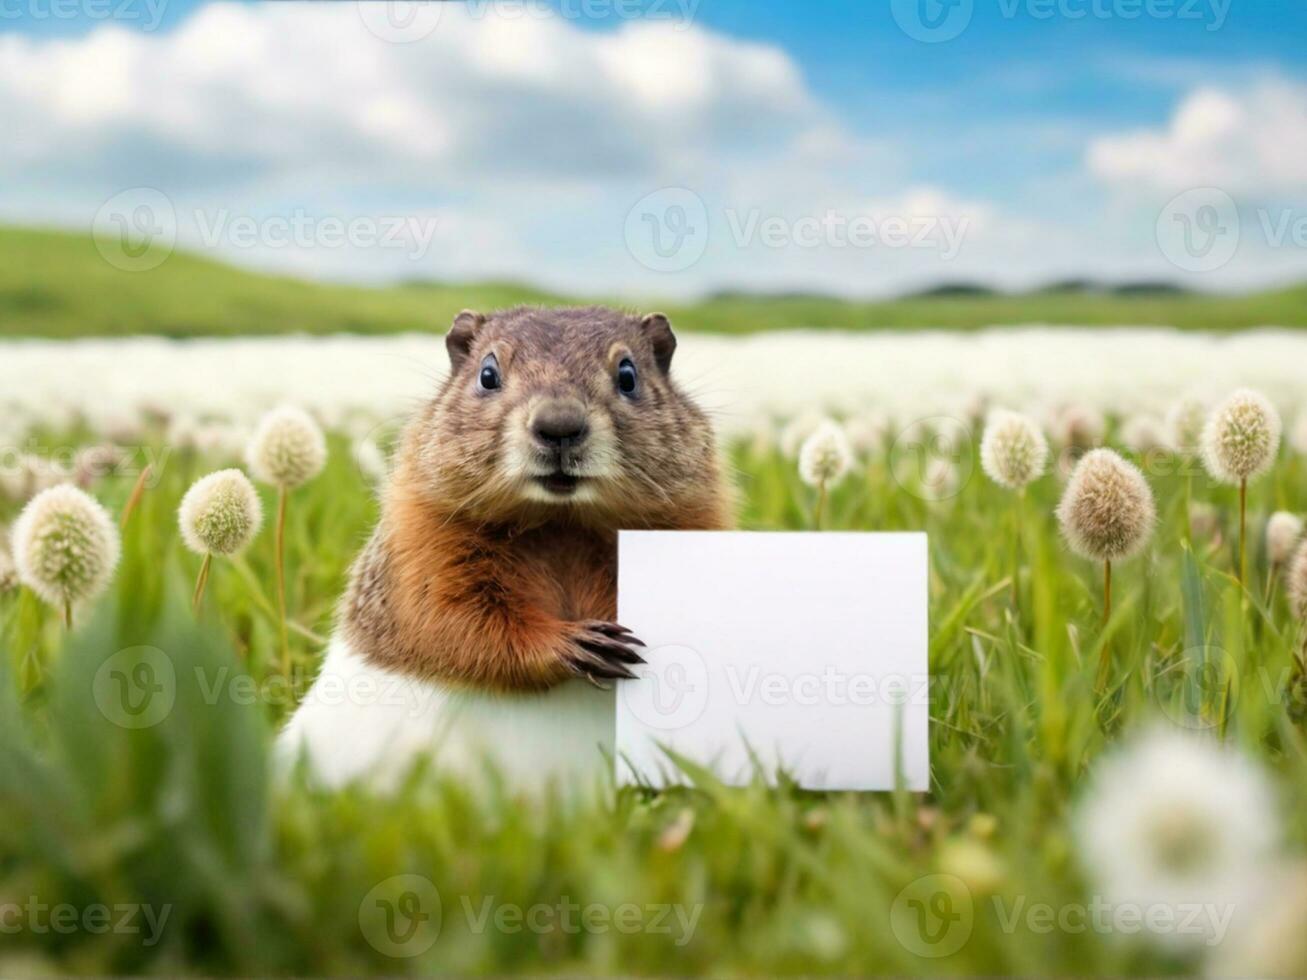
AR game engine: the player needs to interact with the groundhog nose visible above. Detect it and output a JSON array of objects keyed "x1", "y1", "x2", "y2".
[{"x1": 531, "y1": 401, "x2": 589, "y2": 448}]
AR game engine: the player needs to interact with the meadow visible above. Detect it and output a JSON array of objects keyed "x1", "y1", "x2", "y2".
[
  {"x1": 2, "y1": 394, "x2": 1306, "y2": 976},
  {"x1": 7, "y1": 225, "x2": 1307, "y2": 338}
]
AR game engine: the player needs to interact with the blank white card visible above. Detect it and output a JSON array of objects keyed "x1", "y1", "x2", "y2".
[{"x1": 616, "y1": 531, "x2": 929, "y2": 791}]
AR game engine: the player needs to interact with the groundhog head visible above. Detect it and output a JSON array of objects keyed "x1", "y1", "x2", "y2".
[{"x1": 406, "y1": 305, "x2": 721, "y2": 527}]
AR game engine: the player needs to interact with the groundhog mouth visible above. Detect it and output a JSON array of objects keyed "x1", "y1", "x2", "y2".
[{"x1": 533, "y1": 472, "x2": 583, "y2": 496}]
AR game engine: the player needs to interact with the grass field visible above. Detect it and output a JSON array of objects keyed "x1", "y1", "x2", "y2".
[
  {"x1": 2, "y1": 416, "x2": 1306, "y2": 976},
  {"x1": 5, "y1": 225, "x2": 1307, "y2": 338}
]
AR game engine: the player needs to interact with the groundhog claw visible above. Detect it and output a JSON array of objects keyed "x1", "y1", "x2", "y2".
[
  {"x1": 566, "y1": 621, "x2": 648, "y2": 686},
  {"x1": 577, "y1": 620, "x2": 644, "y2": 644}
]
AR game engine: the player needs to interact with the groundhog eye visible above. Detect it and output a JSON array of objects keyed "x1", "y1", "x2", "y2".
[
  {"x1": 617, "y1": 358, "x2": 638, "y2": 397},
  {"x1": 478, "y1": 354, "x2": 501, "y2": 392}
]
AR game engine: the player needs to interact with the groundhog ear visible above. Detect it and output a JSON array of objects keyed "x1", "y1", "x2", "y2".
[
  {"x1": 641, "y1": 312, "x2": 676, "y2": 373},
  {"x1": 446, "y1": 309, "x2": 485, "y2": 371}
]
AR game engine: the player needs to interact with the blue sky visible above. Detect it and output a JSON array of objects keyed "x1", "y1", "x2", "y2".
[{"x1": 2, "y1": 0, "x2": 1306, "y2": 297}]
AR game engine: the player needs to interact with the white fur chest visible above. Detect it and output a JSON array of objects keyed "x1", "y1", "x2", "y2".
[{"x1": 276, "y1": 636, "x2": 615, "y2": 792}]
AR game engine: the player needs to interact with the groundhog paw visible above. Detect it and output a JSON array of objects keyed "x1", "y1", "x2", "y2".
[{"x1": 564, "y1": 621, "x2": 647, "y2": 688}]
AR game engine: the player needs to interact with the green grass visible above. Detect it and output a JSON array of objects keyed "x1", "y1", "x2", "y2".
[
  {"x1": 5, "y1": 225, "x2": 1307, "y2": 337},
  {"x1": 2, "y1": 425, "x2": 1306, "y2": 975}
]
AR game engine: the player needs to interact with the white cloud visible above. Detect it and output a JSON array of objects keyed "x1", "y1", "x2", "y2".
[
  {"x1": 1087, "y1": 79, "x2": 1307, "y2": 196},
  {"x1": 0, "y1": 2, "x2": 815, "y2": 189},
  {"x1": 17, "y1": 3, "x2": 1304, "y2": 298}
]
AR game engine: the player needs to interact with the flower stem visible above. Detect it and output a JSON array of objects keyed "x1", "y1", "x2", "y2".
[
  {"x1": 1238, "y1": 478, "x2": 1247, "y2": 587},
  {"x1": 191, "y1": 552, "x2": 212, "y2": 614},
  {"x1": 1011, "y1": 490, "x2": 1024, "y2": 607},
  {"x1": 119, "y1": 464, "x2": 152, "y2": 529},
  {"x1": 1103, "y1": 559, "x2": 1112, "y2": 626},
  {"x1": 276, "y1": 486, "x2": 290, "y2": 676},
  {"x1": 814, "y1": 480, "x2": 827, "y2": 530},
  {"x1": 1096, "y1": 559, "x2": 1112, "y2": 691},
  {"x1": 63, "y1": 598, "x2": 72, "y2": 630}
]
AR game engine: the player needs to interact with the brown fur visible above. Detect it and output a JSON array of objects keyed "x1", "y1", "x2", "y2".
[{"x1": 341, "y1": 306, "x2": 733, "y2": 691}]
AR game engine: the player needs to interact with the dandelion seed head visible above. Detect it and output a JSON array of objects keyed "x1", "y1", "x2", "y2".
[
  {"x1": 1201, "y1": 388, "x2": 1281, "y2": 485},
  {"x1": 1164, "y1": 396, "x2": 1207, "y2": 455},
  {"x1": 1121, "y1": 414, "x2": 1164, "y2": 456},
  {"x1": 1076, "y1": 726, "x2": 1278, "y2": 949},
  {"x1": 1266, "y1": 512, "x2": 1304, "y2": 567},
  {"x1": 194, "y1": 422, "x2": 249, "y2": 462},
  {"x1": 1048, "y1": 402, "x2": 1105, "y2": 450},
  {"x1": 73, "y1": 443, "x2": 129, "y2": 489},
  {"x1": 1289, "y1": 540, "x2": 1307, "y2": 622},
  {"x1": 0, "y1": 529, "x2": 16, "y2": 592},
  {"x1": 246, "y1": 406, "x2": 327, "y2": 489},
  {"x1": 844, "y1": 410, "x2": 889, "y2": 458},
  {"x1": 924, "y1": 457, "x2": 960, "y2": 500},
  {"x1": 779, "y1": 411, "x2": 825, "y2": 459},
  {"x1": 11, "y1": 484, "x2": 120, "y2": 609},
  {"x1": 1292, "y1": 412, "x2": 1307, "y2": 456},
  {"x1": 1056, "y1": 448, "x2": 1155, "y2": 562},
  {"x1": 179, "y1": 469, "x2": 263, "y2": 556},
  {"x1": 798, "y1": 420, "x2": 853, "y2": 488},
  {"x1": 980, "y1": 409, "x2": 1048, "y2": 490},
  {"x1": 352, "y1": 437, "x2": 388, "y2": 484},
  {"x1": 1189, "y1": 501, "x2": 1220, "y2": 540},
  {"x1": 1208, "y1": 863, "x2": 1307, "y2": 979}
]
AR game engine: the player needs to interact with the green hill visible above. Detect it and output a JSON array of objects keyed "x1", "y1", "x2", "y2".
[{"x1": 2, "y1": 225, "x2": 1305, "y2": 337}]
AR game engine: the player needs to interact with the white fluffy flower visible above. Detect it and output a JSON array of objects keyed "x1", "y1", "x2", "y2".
[
  {"x1": 0, "y1": 537, "x2": 16, "y2": 592},
  {"x1": 179, "y1": 469, "x2": 263, "y2": 556},
  {"x1": 1266, "y1": 512, "x2": 1304, "y2": 567},
  {"x1": 1056, "y1": 449, "x2": 1156, "y2": 562},
  {"x1": 844, "y1": 410, "x2": 889, "y2": 458},
  {"x1": 1189, "y1": 502, "x2": 1221, "y2": 540},
  {"x1": 1201, "y1": 389, "x2": 1281, "y2": 485},
  {"x1": 1076, "y1": 727, "x2": 1279, "y2": 949},
  {"x1": 798, "y1": 420, "x2": 852, "y2": 488},
  {"x1": 352, "y1": 437, "x2": 388, "y2": 484},
  {"x1": 1289, "y1": 541, "x2": 1307, "y2": 622},
  {"x1": 779, "y1": 410, "x2": 825, "y2": 459},
  {"x1": 11, "y1": 484, "x2": 120, "y2": 610},
  {"x1": 1048, "y1": 402, "x2": 1105, "y2": 449},
  {"x1": 1291, "y1": 413, "x2": 1307, "y2": 456},
  {"x1": 1121, "y1": 414, "x2": 1164, "y2": 455},
  {"x1": 1207, "y1": 863, "x2": 1307, "y2": 978},
  {"x1": 980, "y1": 409, "x2": 1048, "y2": 490},
  {"x1": 1164, "y1": 396, "x2": 1207, "y2": 455},
  {"x1": 246, "y1": 406, "x2": 327, "y2": 489}
]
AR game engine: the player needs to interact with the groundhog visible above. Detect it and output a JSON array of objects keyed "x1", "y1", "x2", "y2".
[{"x1": 278, "y1": 306, "x2": 733, "y2": 789}]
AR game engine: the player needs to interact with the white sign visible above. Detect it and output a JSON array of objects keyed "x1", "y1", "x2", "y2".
[{"x1": 616, "y1": 531, "x2": 930, "y2": 791}]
